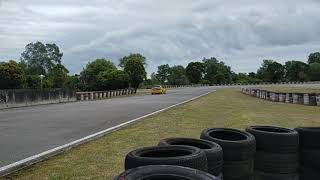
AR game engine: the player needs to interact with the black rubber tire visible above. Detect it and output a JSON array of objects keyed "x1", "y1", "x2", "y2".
[
  {"x1": 200, "y1": 128, "x2": 256, "y2": 161},
  {"x1": 295, "y1": 127, "x2": 320, "y2": 149},
  {"x1": 254, "y1": 151, "x2": 298, "y2": 174},
  {"x1": 125, "y1": 145, "x2": 208, "y2": 172},
  {"x1": 223, "y1": 159, "x2": 254, "y2": 180},
  {"x1": 300, "y1": 166, "x2": 320, "y2": 180},
  {"x1": 159, "y1": 137, "x2": 223, "y2": 176},
  {"x1": 246, "y1": 126, "x2": 299, "y2": 154},
  {"x1": 254, "y1": 171, "x2": 299, "y2": 180},
  {"x1": 300, "y1": 148, "x2": 320, "y2": 169},
  {"x1": 115, "y1": 165, "x2": 220, "y2": 180}
]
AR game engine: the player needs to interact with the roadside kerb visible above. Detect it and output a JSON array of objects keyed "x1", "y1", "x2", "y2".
[{"x1": 0, "y1": 89, "x2": 216, "y2": 177}]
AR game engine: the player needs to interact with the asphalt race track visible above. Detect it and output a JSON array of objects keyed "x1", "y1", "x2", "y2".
[{"x1": 0, "y1": 87, "x2": 215, "y2": 167}]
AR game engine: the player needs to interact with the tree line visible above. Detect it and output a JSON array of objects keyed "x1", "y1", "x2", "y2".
[
  {"x1": 147, "y1": 53, "x2": 320, "y2": 86},
  {"x1": 0, "y1": 41, "x2": 146, "y2": 90},
  {"x1": 1, "y1": 41, "x2": 320, "y2": 90}
]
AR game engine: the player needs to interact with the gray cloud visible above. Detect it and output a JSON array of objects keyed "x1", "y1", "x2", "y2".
[{"x1": 1, "y1": 0, "x2": 320, "y2": 74}]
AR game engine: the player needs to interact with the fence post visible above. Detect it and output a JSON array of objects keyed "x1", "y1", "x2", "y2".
[
  {"x1": 317, "y1": 95, "x2": 320, "y2": 106},
  {"x1": 303, "y1": 94, "x2": 309, "y2": 105},
  {"x1": 292, "y1": 94, "x2": 298, "y2": 104}
]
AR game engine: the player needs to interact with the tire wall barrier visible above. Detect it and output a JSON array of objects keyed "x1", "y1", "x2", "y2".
[
  {"x1": 116, "y1": 126, "x2": 320, "y2": 180},
  {"x1": 76, "y1": 88, "x2": 136, "y2": 101},
  {"x1": 295, "y1": 127, "x2": 320, "y2": 179},
  {"x1": 246, "y1": 126, "x2": 299, "y2": 180},
  {"x1": 201, "y1": 128, "x2": 256, "y2": 180},
  {"x1": 0, "y1": 89, "x2": 76, "y2": 109},
  {"x1": 241, "y1": 88, "x2": 320, "y2": 107}
]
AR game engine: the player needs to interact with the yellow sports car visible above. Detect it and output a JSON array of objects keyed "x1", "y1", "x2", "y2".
[{"x1": 151, "y1": 85, "x2": 166, "y2": 95}]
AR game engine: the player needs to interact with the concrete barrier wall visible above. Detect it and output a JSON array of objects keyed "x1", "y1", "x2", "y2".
[
  {"x1": 241, "y1": 88, "x2": 320, "y2": 107},
  {"x1": 0, "y1": 89, "x2": 76, "y2": 109},
  {"x1": 76, "y1": 88, "x2": 136, "y2": 101},
  {"x1": 162, "y1": 84, "x2": 210, "y2": 89}
]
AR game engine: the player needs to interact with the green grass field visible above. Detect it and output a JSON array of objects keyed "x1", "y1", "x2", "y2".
[{"x1": 3, "y1": 88, "x2": 320, "y2": 180}]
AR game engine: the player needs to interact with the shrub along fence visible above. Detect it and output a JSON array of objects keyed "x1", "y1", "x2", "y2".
[
  {"x1": 0, "y1": 89, "x2": 76, "y2": 109},
  {"x1": 241, "y1": 88, "x2": 320, "y2": 107}
]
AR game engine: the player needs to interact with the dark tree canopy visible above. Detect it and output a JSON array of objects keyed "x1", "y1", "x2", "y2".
[
  {"x1": 308, "y1": 52, "x2": 320, "y2": 64},
  {"x1": 48, "y1": 64, "x2": 69, "y2": 88},
  {"x1": 20, "y1": 41, "x2": 63, "y2": 75},
  {"x1": 257, "y1": 60, "x2": 285, "y2": 83},
  {"x1": 65, "y1": 75, "x2": 83, "y2": 90},
  {"x1": 308, "y1": 63, "x2": 320, "y2": 81},
  {"x1": 119, "y1": 53, "x2": 146, "y2": 68},
  {"x1": 97, "y1": 69, "x2": 129, "y2": 90},
  {"x1": 168, "y1": 65, "x2": 188, "y2": 85},
  {"x1": 202, "y1": 57, "x2": 232, "y2": 84},
  {"x1": 25, "y1": 75, "x2": 41, "y2": 89},
  {"x1": 285, "y1": 61, "x2": 309, "y2": 82},
  {"x1": 124, "y1": 57, "x2": 147, "y2": 88},
  {"x1": 156, "y1": 64, "x2": 170, "y2": 84},
  {"x1": 80, "y1": 58, "x2": 116, "y2": 90},
  {"x1": 186, "y1": 62, "x2": 204, "y2": 84},
  {"x1": 248, "y1": 72, "x2": 256, "y2": 78},
  {"x1": 0, "y1": 60, "x2": 25, "y2": 89}
]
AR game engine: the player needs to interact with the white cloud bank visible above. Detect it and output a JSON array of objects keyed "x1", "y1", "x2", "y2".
[{"x1": 1, "y1": 0, "x2": 320, "y2": 74}]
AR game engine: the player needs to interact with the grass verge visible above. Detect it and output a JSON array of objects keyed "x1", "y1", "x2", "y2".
[{"x1": 3, "y1": 88, "x2": 320, "y2": 180}]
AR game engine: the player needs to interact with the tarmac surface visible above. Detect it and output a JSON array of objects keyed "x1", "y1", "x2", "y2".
[{"x1": 0, "y1": 87, "x2": 215, "y2": 167}]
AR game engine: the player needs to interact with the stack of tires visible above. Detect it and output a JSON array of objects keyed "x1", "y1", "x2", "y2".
[
  {"x1": 115, "y1": 165, "x2": 218, "y2": 180},
  {"x1": 117, "y1": 143, "x2": 222, "y2": 180},
  {"x1": 201, "y1": 128, "x2": 256, "y2": 180},
  {"x1": 246, "y1": 126, "x2": 299, "y2": 180},
  {"x1": 295, "y1": 127, "x2": 320, "y2": 179},
  {"x1": 158, "y1": 137, "x2": 223, "y2": 178}
]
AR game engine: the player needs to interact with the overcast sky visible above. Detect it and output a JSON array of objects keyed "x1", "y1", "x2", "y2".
[{"x1": 1, "y1": 0, "x2": 320, "y2": 75}]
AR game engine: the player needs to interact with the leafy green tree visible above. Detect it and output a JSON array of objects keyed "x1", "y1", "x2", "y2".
[
  {"x1": 214, "y1": 72, "x2": 226, "y2": 84},
  {"x1": 203, "y1": 57, "x2": 232, "y2": 84},
  {"x1": 257, "y1": 60, "x2": 284, "y2": 83},
  {"x1": 47, "y1": 64, "x2": 69, "y2": 88},
  {"x1": 248, "y1": 72, "x2": 257, "y2": 78},
  {"x1": 20, "y1": 41, "x2": 63, "y2": 75},
  {"x1": 119, "y1": 53, "x2": 146, "y2": 68},
  {"x1": 97, "y1": 70, "x2": 129, "y2": 90},
  {"x1": 25, "y1": 75, "x2": 41, "y2": 89},
  {"x1": 168, "y1": 65, "x2": 188, "y2": 85},
  {"x1": 156, "y1": 64, "x2": 170, "y2": 84},
  {"x1": 0, "y1": 60, "x2": 25, "y2": 89},
  {"x1": 284, "y1": 61, "x2": 309, "y2": 82},
  {"x1": 308, "y1": 63, "x2": 320, "y2": 81},
  {"x1": 80, "y1": 58, "x2": 116, "y2": 90},
  {"x1": 65, "y1": 75, "x2": 84, "y2": 90},
  {"x1": 233, "y1": 73, "x2": 250, "y2": 84},
  {"x1": 308, "y1": 52, "x2": 320, "y2": 64},
  {"x1": 124, "y1": 57, "x2": 147, "y2": 89},
  {"x1": 186, "y1": 62, "x2": 204, "y2": 84},
  {"x1": 150, "y1": 72, "x2": 160, "y2": 85}
]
